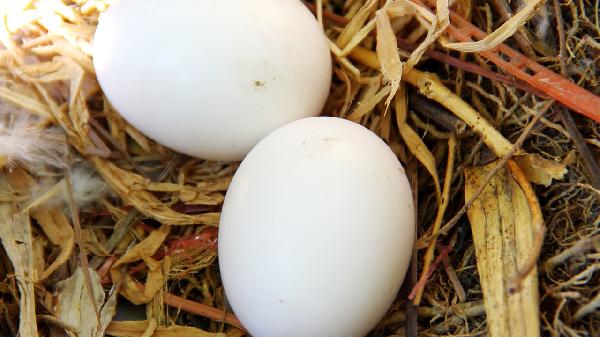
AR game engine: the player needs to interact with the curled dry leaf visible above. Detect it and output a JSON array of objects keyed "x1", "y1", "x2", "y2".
[
  {"x1": 110, "y1": 225, "x2": 170, "y2": 305},
  {"x1": 514, "y1": 153, "x2": 570, "y2": 186},
  {"x1": 30, "y1": 207, "x2": 75, "y2": 281},
  {"x1": 0, "y1": 167, "x2": 40, "y2": 337},
  {"x1": 54, "y1": 267, "x2": 118, "y2": 337},
  {"x1": 375, "y1": 5, "x2": 403, "y2": 108}
]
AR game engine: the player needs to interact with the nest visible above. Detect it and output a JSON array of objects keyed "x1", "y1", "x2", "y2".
[{"x1": 0, "y1": 0, "x2": 598, "y2": 336}]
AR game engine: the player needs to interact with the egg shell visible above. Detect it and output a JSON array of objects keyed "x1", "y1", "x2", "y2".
[
  {"x1": 93, "y1": 0, "x2": 331, "y2": 161},
  {"x1": 218, "y1": 117, "x2": 415, "y2": 337}
]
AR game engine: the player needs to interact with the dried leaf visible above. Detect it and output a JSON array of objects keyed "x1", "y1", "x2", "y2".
[
  {"x1": 55, "y1": 267, "x2": 117, "y2": 337},
  {"x1": 347, "y1": 84, "x2": 391, "y2": 122},
  {"x1": 375, "y1": 6, "x2": 403, "y2": 107},
  {"x1": 30, "y1": 207, "x2": 75, "y2": 280},
  {"x1": 0, "y1": 204, "x2": 38, "y2": 337},
  {"x1": 106, "y1": 321, "x2": 226, "y2": 337},
  {"x1": 110, "y1": 225, "x2": 170, "y2": 305},
  {"x1": 465, "y1": 161, "x2": 540, "y2": 337},
  {"x1": 514, "y1": 153, "x2": 568, "y2": 186},
  {"x1": 395, "y1": 85, "x2": 441, "y2": 203}
]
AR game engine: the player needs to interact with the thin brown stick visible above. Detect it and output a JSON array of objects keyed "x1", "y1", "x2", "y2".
[
  {"x1": 163, "y1": 293, "x2": 244, "y2": 329},
  {"x1": 553, "y1": 0, "x2": 568, "y2": 77},
  {"x1": 409, "y1": 91, "x2": 467, "y2": 135},
  {"x1": 405, "y1": 159, "x2": 419, "y2": 337},
  {"x1": 408, "y1": 245, "x2": 452, "y2": 300},
  {"x1": 64, "y1": 151, "x2": 101, "y2": 325}
]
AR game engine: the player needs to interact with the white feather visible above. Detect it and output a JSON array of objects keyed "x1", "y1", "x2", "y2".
[
  {"x1": 63, "y1": 164, "x2": 109, "y2": 209},
  {"x1": 0, "y1": 109, "x2": 67, "y2": 169},
  {"x1": 29, "y1": 163, "x2": 110, "y2": 211}
]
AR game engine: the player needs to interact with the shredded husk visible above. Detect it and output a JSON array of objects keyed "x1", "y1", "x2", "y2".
[{"x1": 0, "y1": 0, "x2": 599, "y2": 336}]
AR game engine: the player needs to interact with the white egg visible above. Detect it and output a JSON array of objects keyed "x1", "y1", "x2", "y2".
[
  {"x1": 93, "y1": 0, "x2": 331, "y2": 161},
  {"x1": 219, "y1": 117, "x2": 415, "y2": 337}
]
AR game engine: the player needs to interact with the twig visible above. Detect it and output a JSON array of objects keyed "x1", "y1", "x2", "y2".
[
  {"x1": 408, "y1": 245, "x2": 452, "y2": 301},
  {"x1": 405, "y1": 160, "x2": 419, "y2": 337},
  {"x1": 409, "y1": 91, "x2": 467, "y2": 135},
  {"x1": 163, "y1": 293, "x2": 244, "y2": 329},
  {"x1": 64, "y1": 150, "x2": 101, "y2": 325},
  {"x1": 553, "y1": 0, "x2": 568, "y2": 77},
  {"x1": 129, "y1": 280, "x2": 244, "y2": 329}
]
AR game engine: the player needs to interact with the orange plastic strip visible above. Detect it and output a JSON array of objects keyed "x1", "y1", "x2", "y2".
[{"x1": 415, "y1": 0, "x2": 600, "y2": 123}]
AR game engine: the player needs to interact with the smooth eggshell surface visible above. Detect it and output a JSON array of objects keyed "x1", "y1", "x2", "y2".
[
  {"x1": 93, "y1": 0, "x2": 331, "y2": 161},
  {"x1": 218, "y1": 117, "x2": 415, "y2": 337}
]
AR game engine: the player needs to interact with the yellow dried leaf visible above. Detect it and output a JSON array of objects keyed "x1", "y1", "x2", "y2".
[
  {"x1": 347, "y1": 85, "x2": 391, "y2": 122},
  {"x1": 0, "y1": 203, "x2": 38, "y2": 337},
  {"x1": 110, "y1": 225, "x2": 170, "y2": 305},
  {"x1": 375, "y1": 6, "x2": 403, "y2": 108},
  {"x1": 30, "y1": 207, "x2": 75, "y2": 280},
  {"x1": 106, "y1": 321, "x2": 226, "y2": 337},
  {"x1": 395, "y1": 86, "x2": 441, "y2": 203},
  {"x1": 465, "y1": 161, "x2": 540, "y2": 337},
  {"x1": 514, "y1": 153, "x2": 568, "y2": 186}
]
